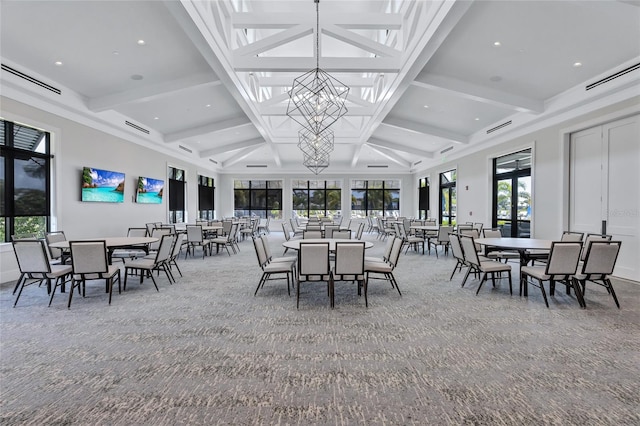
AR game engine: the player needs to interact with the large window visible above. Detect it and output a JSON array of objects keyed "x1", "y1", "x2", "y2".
[
  {"x1": 439, "y1": 170, "x2": 456, "y2": 225},
  {"x1": 351, "y1": 180, "x2": 400, "y2": 218},
  {"x1": 292, "y1": 180, "x2": 341, "y2": 219},
  {"x1": 234, "y1": 180, "x2": 282, "y2": 219},
  {"x1": 0, "y1": 119, "x2": 51, "y2": 242},
  {"x1": 168, "y1": 166, "x2": 185, "y2": 224},
  {"x1": 198, "y1": 175, "x2": 215, "y2": 220},
  {"x1": 493, "y1": 149, "x2": 532, "y2": 237},
  {"x1": 418, "y1": 177, "x2": 430, "y2": 220}
]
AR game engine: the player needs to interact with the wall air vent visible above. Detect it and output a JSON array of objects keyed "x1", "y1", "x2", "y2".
[
  {"x1": 413, "y1": 160, "x2": 422, "y2": 166},
  {"x1": 440, "y1": 146, "x2": 454, "y2": 154},
  {"x1": 125, "y1": 120, "x2": 150, "y2": 134},
  {"x1": 1, "y1": 63, "x2": 61, "y2": 95},
  {"x1": 367, "y1": 165, "x2": 388, "y2": 168},
  {"x1": 486, "y1": 120, "x2": 512, "y2": 134},
  {"x1": 246, "y1": 164, "x2": 267, "y2": 168},
  {"x1": 178, "y1": 145, "x2": 192, "y2": 153},
  {"x1": 586, "y1": 62, "x2": 640, "y2": 91},
  {"x1": 209, "y1": 159, "x2": 218, "y2": 164}
]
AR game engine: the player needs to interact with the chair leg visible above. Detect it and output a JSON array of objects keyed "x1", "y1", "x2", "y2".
[
  {"x1": 570, "y1": 278, "x2": 586, "y2": 308},
  {"x1": 538, "y1": 278, "x2": 549, "y2": 308},
  {"x1": 461, "y1": 267, "x2": 472, "y2": 288},
  {"x1": 605, "y1": 278, "x2": 620, "y2": 309},
  {"x1": 476, "y1": 273, "x2": 487, "y2": 295}
]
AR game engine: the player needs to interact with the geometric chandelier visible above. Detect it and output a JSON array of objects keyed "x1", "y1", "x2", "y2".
[{"x1": 286, "y1": 0, "x2": 349, "y2": 174}]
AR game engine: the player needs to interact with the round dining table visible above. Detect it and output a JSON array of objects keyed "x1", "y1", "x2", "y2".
[
  {"x1": 283, "y1": 238, "x2": 374, "y2": 251},
  {"x1": 49, "y1": 236, "x2": 158, "y2": 264},
  {"x1": 475, "y1": 237, "x2": 553, "y2": 266}
]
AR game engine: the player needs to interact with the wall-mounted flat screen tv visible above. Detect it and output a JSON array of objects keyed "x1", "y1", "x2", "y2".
[
  {"x1": 81, "y1": 166, "x2": 125, "y2": 203},
  {"x1": 136, "y1": 176, "x2": 164, "y2": 204}
]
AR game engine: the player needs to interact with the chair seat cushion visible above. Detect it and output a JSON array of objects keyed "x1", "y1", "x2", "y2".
[
  {"x1": 264, "y1": 263, "x2": 293, "y2": 273},
  {"x1": 364, "y1": 261, "x2": 392, "y2": 273},
  {"x1": 479, "y1": 261, "x2": 512, "y2": 273},
  {"x1": 364, "y1": 256, "x2": 386, "y2": 263},
  {"x1": 521, "y1": 265, "x2": 549, "y2": 280},
  {"x1": 49, "y1": 265, "x2": 72, "y2": 277},
  {"x1": 125, "y1": 258, "x2": 156, "y2": 269},
  {"x1": 271, "y1": 256, "x2": 297, "y2": 263}
]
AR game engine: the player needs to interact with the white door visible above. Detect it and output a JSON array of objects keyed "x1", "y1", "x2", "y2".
[{"x1": 570, "y1": 115, "x2": 640, "y2": 281}]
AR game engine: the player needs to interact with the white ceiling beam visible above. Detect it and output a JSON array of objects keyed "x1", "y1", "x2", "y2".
[
  {"x1": 88, "y1": 73, "x2": 220, "y2": 112},
  {"x1": 350, "y1": 144, "x2": 364, "y2": 168},
  {"x1": 322, "y1": 23, "x2": 400, "y2": 58},
  {"x1": 164, "y1": 116, "x2": 253, "y2": 143},
  {"x1": 233, "y1": 56, "x2": 400, "y2": 73},
  {"x1": 382, "y1": 117, "x2": 469, "y2": 144},
  {"x1": 200, "y1": 137, "x2": 265, "y2": 158},
  {"x1": 259, "y1": 91, "x2": 290, "y2": 108},
  {"x1": 346, "y1": 94, "x2": 375, "y2": 108},
  {"x1": 234, "y1": 24, "x2": 312, "y2": 57},
  {"x1": 259, "y1": 104, "x2": 375, "y2": 116},
  {"x1": 256, "y1": 75, "x2": 376, "y2": 87},
  {"x1": 366, "y1": 145, "x2": 411, "y2": 167},
  {"x1": 222, "y1": 145, "x2": 265, "y2": 168},
  {"x1": 367, "y1": 137, "x2": 435, "y2": 158},
  {"x1": 413, "y1": 73, "x2": 544, "y2": 114},
  {"x1": 231, "y1": 13, "x2": 402, "y2": 30}
]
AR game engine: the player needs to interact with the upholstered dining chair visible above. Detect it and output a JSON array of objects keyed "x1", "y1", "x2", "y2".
[
  {"x1": 332, "y1": 230, "x2": 352, "y2": 239},
  {"x1": 303, "y1": 230, "x2": 322, "y2": 239},
  {"x1": 297, "y1": 242, "x2": 333, "y2": 309},
  {"x1": 45, "y1": 231, "x2": 70, "y2": 264},
  {"x1": 363, "y1": 236, "x2": 403, "y2": 307},
  {"x1": 185, "y1": 225, "x2": 213, "y2": 259},
  {"x1": 459, "y1": 234, "x2": 512, "y2": 295},
  {"x1": 333, "y1": 241, "x2": 366, "y2": 304},
  {"x1": 211, "y1": 223, "x2": 239, "y2": 256},
  {"x1": 427, "y1": 225, "x2": 453, "y2": 257},
  {"x1": 111, "y1": 227, "x2": 149, "y2": 263},
  {"x1": 259, "y1": 234, "x2": 297, "y2": 276},
  {"x1": 573, "y1": 240, "x2": 622, "y2": 308},
  {"x1": 124, "y1": 233, "x2": 175, "y2": 291},
  {"x1": 11, "y1": 239, "x2": 72, "y2": 307},
  {"x1": 482, "y1": 228, "x2": 520, "y2": 263},
  {"x1": 252, "y1": 236, "x2": 295, "y2": 296},
  {"x1": 67, "y1": 240, "x2": 121, "y2": 308},
  {"x1": 520, "y1": 241, "x2": 584, "y2": 308}
]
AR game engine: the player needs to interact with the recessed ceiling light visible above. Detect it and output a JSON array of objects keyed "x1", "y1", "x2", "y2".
[
  {"x1": 54, "y1": 61, "x2": 63, "y2": 66},
  {"x1": 112, "y1": 50, "x2": 119, "y2": 56},
  {"x1": 573, "y1": 62, "x2": 583, "y2": 68},
  {"x1": 493, "y1": 41, "x2": 501, "y2": 47},
  {"x1": 423, "y1": 105, "x2": 429, "y2": 109},
  {"x1": 205, "y1": 104, "x2": 211, "y2": 108},
  {"x1": 474, "y1": 117, "x2": 480, "y2": 121},
  {"x1": 137, "y1": 39, "x2": 146, "y2": 45},
  {"x1": 154, "y1": 117, "x2": 159, "y2": 120}
]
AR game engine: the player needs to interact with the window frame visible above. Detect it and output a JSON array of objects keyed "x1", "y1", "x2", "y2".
[
  {"x1": 439, "y1": 170, "x2": 456, "y2": 225},
  {"x1": 492, "y1": 149, "x2": 532, "y2": 238},
  {"x1": 350, "y1": 179, "x2": 400, "y2": 218},
  {"x1": 234, "y1": 180, "x2": 282, "y2": 219},
  {"x1": 168, "y1": 166, "x2": 186, "y2": 224},
  {"x1": 292, "y1": 180, "x2": 341, "y2": 218}
]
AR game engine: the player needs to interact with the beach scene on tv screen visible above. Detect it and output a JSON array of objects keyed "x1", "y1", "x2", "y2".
[
  {"x1": 82, "y1": 167, "x2": 125, "y2": 203},
  {"x1": 137, "y1": 177, "x2": 164, "y2": 204}
]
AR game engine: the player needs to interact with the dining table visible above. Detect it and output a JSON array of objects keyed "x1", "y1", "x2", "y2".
[
  {"x1": 283, "y1": 238, "x2": 374, "y2": 252},
  {"x1": 49, "y1": 236, "x2": 158, "y2": 264}
]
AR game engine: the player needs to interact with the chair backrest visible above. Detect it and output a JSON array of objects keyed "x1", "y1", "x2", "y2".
[
  {"x1": 12, "y1": 239, "x2": 52, "y2": 274},
  {"x1": 171, "y1": 233, "x2": 185, "y2": 258},
  {"x1": 228, "y1": 223, "x2": 240, "y2": 241},
  {"x1": 561, "y1": 231, "x2": 584, "y2": 242},
  {"x1": 45, "y1": 231, "x2": 67, "y2": 260},
  {"x1": 355, "y1": 222, "x2": 365, "y2": 240},
  {"x1": 69, "y1": 240, "x2": 108, "y2": 275},
  {"x1": 580, "y1": 240, "x2": 621, "y2": 276},
  {"x1": 403, "y1": 219, "x2": 411, "y2": 233},
  {"x1": 259, "y1": 234, "x2": 274, "y2": 261},
  {"x1": 152, "y1": 234, "x2": 174, "y2": 264},
  {"x1": 438, "y1": 226, "x2": 453, "y2": 242},
  {"x1": 303, "y1": 230, "x2": 322, "y2": 239},
  {"x1": 582, "y1": 233, "x2": 613, "y2": 260},
  {"x1": 298, "y1": 242, "x2": 330, "y2": 277},
  {"x1": 145, "y1": 222, "x2": 156, "y2": 236},
  {"x1": 483, "y1": 229, "x2": 502, "y2": 238},
  {"x1": 252, "y1": 236, "x2": 269, "y2": 268},
  {"x1": 381, "y1": 236, "x2": 395, "y2": 262},
  {"x1": 458, "y1": 228, "x2": 479, "y2": 239},
  {"x1": 324, "y1": 225, "x2": 340, "y2": 238},
  {"x1": 393, "y1": 222, "x2": 407, "y2": 239},
  {"x1": 425, "y1": 220, "x2": 436, "y2": 226},
  {"x1": 306, "y1": 224, "x2": 322, "y2": 231},
  {"x1": 186, "y1": 225, "x2": 203, "y2": 243},
  {"x1": 334, "y1": 242, "x2": 365, "y2": 276},
  {"x1": 459, "y1": 234, "x2": 480, "y2": 266},
  {"x1": 289, "y1": 218, "x2": 299, "y2": 230},
  {"x1": 448, "y1": 233, "x2": 465, "y2": 263},
  {"x1": 281, "y1": 222, "x2": 291, "y2": 241},
  {"x1": 544, "y1": 241, "x2": 583, "y2": 277},
  {"x1": 332, "y1": 230, "x2": 352, "y2": 239},
  {"x1": 387, "y1": 237, "x2": 404, "y2": 268},
  {"x1": 222, "y1": 220, "x2": 233, "y2": 235},
  {"x1": 150, "y1": 227, "x2": 172, "y2": 250},
  {"x1": 473, "y1": 223, "x2": 484, "y2": 233},
  {"x1": 127, "y1": 227, "x2": 148, "y2": 238}
]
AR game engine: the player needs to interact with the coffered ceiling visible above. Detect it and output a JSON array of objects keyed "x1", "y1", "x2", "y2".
[{"x1": 1, "y1": 0, "x2": 639, "y2": 174}]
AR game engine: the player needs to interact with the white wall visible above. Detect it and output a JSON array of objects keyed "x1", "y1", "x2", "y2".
[
  {"x1": 413, "y1": 96, "x2": 640, "y2": 239},
  {"x1": 0, "y1": 97, "x2": 218, "y2": 282}
]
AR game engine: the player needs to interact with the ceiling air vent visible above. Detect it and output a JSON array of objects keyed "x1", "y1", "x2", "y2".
[
  {"x1": 125, "y1": 120, "x2": 150, "y2": 134},
  {"x1": 486, "y1": 120, "x2": 512, "y2": 134},
  {"x1": 209, "y1": 159, "x2": 218, "y2": 164},
  {"x1": 413, "y1": 160, "x2": 422, "y2": 166},
  {"x1": 246, "y1": 164, "x2": 267, "y2": 168},
  {"x1": 586, "y1": 62, "x2": 640, "y2": 91},
  {"x1": 1, "y1": 63, "x2": 61, "y2": 95},
  {"x1": 367, "y1": 165, "x2": 388, "y2": 168},
  {"x1": 440, "y1": 146, "x2": 454, "y2": 154},
  {"x1": 178, "y1": 145, "x2": 192, "y2": 153}
]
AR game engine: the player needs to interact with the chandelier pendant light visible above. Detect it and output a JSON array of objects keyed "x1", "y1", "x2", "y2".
[{"x1": 287, "y1": 0, "x2": 350, "y2": 174}]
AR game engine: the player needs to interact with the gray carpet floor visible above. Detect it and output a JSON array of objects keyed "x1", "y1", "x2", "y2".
[{"x1": 1, "y1": 231, "x2": 639, "y2": 425}]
